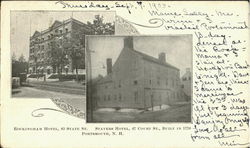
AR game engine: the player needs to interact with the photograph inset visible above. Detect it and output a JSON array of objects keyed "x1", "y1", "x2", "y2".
[
  {"x1": 11, "y1": 11, "x2": 115, "y2": 98},
  {"x1": 87, "y1": 35, "x2": 192, "y2": 122}
]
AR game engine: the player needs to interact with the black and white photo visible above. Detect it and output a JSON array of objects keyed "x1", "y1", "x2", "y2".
[
  {"x1": 11, "y1": 11, "x2": 115, "y2": 98},
  {"x1": 86, "y1": 35, "x2": 192, "y2": 122}
]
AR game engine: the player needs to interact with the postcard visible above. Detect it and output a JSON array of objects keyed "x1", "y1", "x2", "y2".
[{"x1": 1, "y1": 1, "x2": 249, "y2": 148}]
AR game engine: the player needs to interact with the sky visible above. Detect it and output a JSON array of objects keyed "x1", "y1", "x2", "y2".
[
  {"x1": 87, "y1": 35, "x2": 192, "y2": 78},
  {"x1": 10, "y1": 11, "x2": 115, "y2": 60}
]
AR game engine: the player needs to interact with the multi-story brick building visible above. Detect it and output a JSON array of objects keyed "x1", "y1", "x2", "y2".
[
  {"x1": 28, "y1": 18, "x2": 90, "y2": 76},
  {"x1": 92, "y1": 37, "x2": 186, "y2": 109}
]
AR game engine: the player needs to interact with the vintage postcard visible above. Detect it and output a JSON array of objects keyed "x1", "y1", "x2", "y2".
[{"x1": 1, "y1": 1, "x2": 249, "y2": 148}]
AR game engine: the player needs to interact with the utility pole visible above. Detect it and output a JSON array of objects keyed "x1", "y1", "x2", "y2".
[{"x1": 150, "y1": 67, "x2": 153, "y2": 111}]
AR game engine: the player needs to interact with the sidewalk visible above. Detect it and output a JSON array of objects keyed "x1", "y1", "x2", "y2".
[
  {"x1": 26, "y1": 80, "x2": 85, "y2": 95},
  {"x1": 12, "y1": 86, "x2": 84, "y2": 98}
]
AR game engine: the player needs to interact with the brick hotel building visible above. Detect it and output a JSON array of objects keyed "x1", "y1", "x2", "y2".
[{"x1": 28, "y1": 18, "x2": 90, "y2": 76}]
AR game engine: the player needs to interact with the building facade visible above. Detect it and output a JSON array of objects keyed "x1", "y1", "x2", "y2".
[
  {"x1": 93, "y1": 37, "x2": 185, "y2": 109},
  {"x1": 181, "y1": 68, "x2": 192, "y2": 101},
  {"x1": 29, "y1": 18, "x2": 90, "y2": 76}
]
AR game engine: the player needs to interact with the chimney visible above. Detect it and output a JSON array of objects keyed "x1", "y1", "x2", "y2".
[
  {"x1": 106, "y1": 58, "x2": 112, "y2": 75},
  {"x1": 123, "y1": 37, "x2": 134, "y2": 49},
  {"x1": 158, "y1": 52, "x2": 166, "y2": 63}
]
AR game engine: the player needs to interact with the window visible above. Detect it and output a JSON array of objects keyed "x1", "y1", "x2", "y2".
[
  {"x1": 159, "y1": 94, "x2": 162, "y2": 103},
  {"x1": 118, "y1": 80, "x2": 121, "y2": 88},
  {"x1": 134, "y1": 91, "x2": 138, "y2": 103},
  {"x1": 181, "y1": 85, "x2": 184, "y2": 88},
  {"x1": 166, "y1": 78, "x2": 168, "y2": 86},
  {"x1": 59, "y1": 30, "x2": 62, "y2": 34},
  {"x1": 172, "y1": 79, "x2": 174, "y2": 87},
  {"x1": 188, "y1": 76, "x2": 191, "y2": 80},
  {"x1": 108, "y1": 95, "x2": 110, "y2": 101},
  {"x1": 149, "y1": 79, "x2": 152, "y2": 85},
  {"x1": 55, "y1": 29, "x2": 58, "y2": 33},
  {"x1": 119, "y1": 93, "x2": 122, "y2": 101},
  {"x1": 65, "y1": 28, "x2": 68, "y2": 33},
  {"x1": 114, "y1": 95, "x2": 117, "y2": 100},
  {"x1": 134, "y1": 80, "x2": 138, "y2": 85},
  {"x1": 157, "y1": 77, "x2": 160, "y2": 85},
  {"x1": 104, "y1": 95, "x2": 106, "y2": 101},
  {"x1": 182, "y1": 77, "x2": 187, "y2": 81}
]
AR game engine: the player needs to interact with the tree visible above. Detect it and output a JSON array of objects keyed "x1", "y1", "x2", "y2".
[
  {"x1": 62, "y1": 36, "x2": 84, "y2": 82},
  {"x1": 48, "y1": 39, "x2": 68, "y2": 80},
  {"x1": 47, "y1": 15, "x2": 114, "y2": 82},
  {"x1": 12, "y1": 54, "x2": 28, "y2": 77},
  {"x1": 18, "y1": 54, "x2": 26, "y2": 63},
  {"x1": 12, "y1": 53, "x2": 17, "y2": 63},
  {"x1": 87, "y1": 15, "x2": 115, "y2": 35}
]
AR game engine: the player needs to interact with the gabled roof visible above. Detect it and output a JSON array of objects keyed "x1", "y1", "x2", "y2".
[
  {"x1": 96, "y1": 74, "x2": 112, "y2": 84},
  {"x1": 181, "y1": 70, "x2": 191, "y2": 78},
  {"x1": 31, "y1": 31, "x2": 40, "y2": 38},
  {"x1": 132, "y1": 49, "x2": 179, "y2": 70},
  {"x1": 31, "y1": 18, "x2": 89, "y2": 37},
  {"x1": 95, "y1": 49, "x2": 179, "y2": 85},
  {"x1": 50, "y1": 20, "x2": 62, "y2": 29}
]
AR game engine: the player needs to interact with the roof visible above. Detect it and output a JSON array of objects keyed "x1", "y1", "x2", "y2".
[
  {"x1": 31, "y1": 31, "x2": 41, "y2": 38},
  {"x1": 181, "y1": 70, "x2": 191, "y2": 78},
  {"x1": 50, "y1": 20, "x2": 62, "y2": 29},
  {"x1": 95, "y1": 74, "x2": 112, "y2": 84},
  {"x1": 132, "y1": 49, "x2": 179, "y2": 70},
  {"x1": 30, "y1": 18, "x2": 89, "y2": 38},
  {"x1": 95, "y1": 49, "x2": 179, "y2": 85}
]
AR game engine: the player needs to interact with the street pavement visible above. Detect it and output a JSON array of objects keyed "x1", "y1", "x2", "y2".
[{"x1": 12, "y1": 86, "x2": 84, "y2": 98}]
